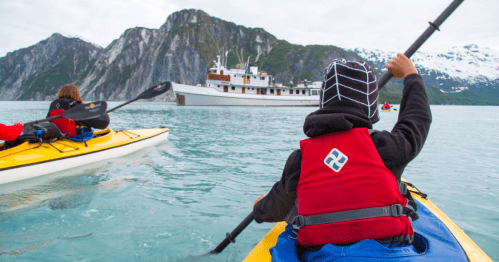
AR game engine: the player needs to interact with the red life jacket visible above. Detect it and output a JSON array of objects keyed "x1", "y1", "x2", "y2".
[
  {"x1": 295, "y1": 128, "x2": 416, "y2": 246},
  {"x1": 49, "y1": 109, "x2": 77, "y2": 137}
]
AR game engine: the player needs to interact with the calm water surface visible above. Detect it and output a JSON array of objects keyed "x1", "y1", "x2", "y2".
[{"x1": 0, "y1": 102, "x2": 498, "y2": 261}]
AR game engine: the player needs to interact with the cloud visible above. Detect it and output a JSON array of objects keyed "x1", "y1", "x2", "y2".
[{"x1": 1, "y1": 0, "x2": 498, "y2": 57}]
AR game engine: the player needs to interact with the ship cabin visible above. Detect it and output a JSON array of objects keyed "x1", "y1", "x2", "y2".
[{"x1": 204, "y1": 56, "x2": 321, "y2": 97}]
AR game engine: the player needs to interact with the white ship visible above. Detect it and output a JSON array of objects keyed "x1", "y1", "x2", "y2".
[{"x1": 173, "y1": 56, "x2": 321, "y2": 106}]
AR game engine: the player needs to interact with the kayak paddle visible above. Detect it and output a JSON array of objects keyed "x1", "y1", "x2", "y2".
[
  {"x1": 378, "y1": 0, "x2": 464, "y2": 89},
  {"x1": 24, "y1": 81, "x2": 170, "y2": 127},
  {"x1": 208, "y1": 211, "x2": 255, "y2": 255},
  {"x1": 106, "y1": 81, "x2": 172, "y2": 113},
  {"x1": 24, "y1": 101, "x2": 108, "y2": 126},
  {"x1": 182, "y1": 211, "x2": 255, "y2": 260}
]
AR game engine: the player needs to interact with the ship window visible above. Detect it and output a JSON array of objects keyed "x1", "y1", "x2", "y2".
[
  {"x1": 289, "y1": 90, "x2": 293, "y2": 94},
  {"x1": 270, "y1": 89, "x2": 274, "y2": 94},
  {"x1": 254, "y1": 76, "x2": 257, "y2": 79},
  {"x1": 218, "y1": 85, "x2": 220, "y2": 88},
  {"x1": 252, "y1": 88, "x2": 254, "y2": 90},
  {"x1": 232, "y1": 86, "x2": 235, "y2": 90},
  {"x1": 302, "y1": 90, "x2": 305, "y2": 95},
  {"x1": 312, "y1": 90, "x2": 318, "y2": 95}
]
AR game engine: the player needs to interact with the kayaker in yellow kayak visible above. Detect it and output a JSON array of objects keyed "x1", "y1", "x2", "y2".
[
  {"x1": 252, "y1": 54, "x2": 431, "y2": 260},
  {"x1": 3, "y1": 84, "x2": 110, "y2": 149},
  {"x1": 382, "y1": 101, "x2": 391, "y2": 110},
  {"x1": 47, "y1": 84, "x2": 109, "y2": 141}
]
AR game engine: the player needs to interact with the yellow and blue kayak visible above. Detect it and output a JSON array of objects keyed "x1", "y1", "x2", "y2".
[
  {"x1": 243, "y1": 182, "x2": 492, "y2": 262},
  {"x1": 0, "y1": 128, "x2": 169, "y2": 185}
]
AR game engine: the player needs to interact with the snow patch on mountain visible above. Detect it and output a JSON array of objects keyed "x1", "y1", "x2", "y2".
[
  {"x1": 352, "y1": 45, "x2": 499, "y2": 84},
  {"x1": 59, "y1": 33, "x2": 103, "y2": 49},
  {"x1": 440, "y1": 86, "x2": 469, "y2": 93}
]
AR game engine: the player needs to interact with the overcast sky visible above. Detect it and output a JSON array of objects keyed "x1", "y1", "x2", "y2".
[{"x1": 1, "y1": 0, "x2": 498, "y2": 57}]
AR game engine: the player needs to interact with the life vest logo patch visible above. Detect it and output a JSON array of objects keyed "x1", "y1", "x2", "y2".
[{"x1": 324, "y1": 148, "x2": 348, "y2": 172}]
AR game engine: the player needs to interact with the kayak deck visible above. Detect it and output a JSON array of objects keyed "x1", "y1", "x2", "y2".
[
  {"x1": 243, "y1": 182, "x2": 492, "y2": 262},
  {"x1": 0, "y1": 128, "x2": 169, "y2": 184}
]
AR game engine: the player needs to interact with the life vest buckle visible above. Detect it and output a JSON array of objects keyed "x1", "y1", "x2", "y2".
[
  {"x1": 292, "y1": 215, "x2": 306, "y2": 228},
  {"x1": 390, "y1": 204, "x2": 404, "y2": 217},
  {"x1": 399, "y1": 182, "x2": 408, "y2": 195}
]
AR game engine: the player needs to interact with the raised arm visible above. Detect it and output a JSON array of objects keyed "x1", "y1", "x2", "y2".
[{"x1": 372, "y1": 54, "x2": 432, "y2": 180}]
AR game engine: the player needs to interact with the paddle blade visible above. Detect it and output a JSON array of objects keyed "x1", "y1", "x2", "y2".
[
  {"x1": 137, "y1": 82, "x2": 172, "y2": 100},
  {"x1": 62, "y1": 101, "x2": 108, "y2": 121}
]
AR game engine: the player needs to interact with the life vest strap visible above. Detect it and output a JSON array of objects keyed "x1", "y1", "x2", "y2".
[
  {"x1": 399, "y1": 182, "x2": 419, "y2": 214},
  {"x1": 292, "y1": 204, "x2": 417, "y2": 228}
]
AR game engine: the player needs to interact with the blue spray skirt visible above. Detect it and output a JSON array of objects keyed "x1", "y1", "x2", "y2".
[{"x1": 270, "y1": 199, "x2": 469, "y2": 262}]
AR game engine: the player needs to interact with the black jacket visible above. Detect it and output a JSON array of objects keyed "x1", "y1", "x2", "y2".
[
  {"x1": 47, "y1": 98, "x2": 110, "y2": 130},
  {"x1": 253, "y1": 74, "x2": 432, "y2": 223}
]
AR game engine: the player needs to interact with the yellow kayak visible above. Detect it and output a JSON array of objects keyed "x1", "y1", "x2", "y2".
[
  {"x1": 243, "y1": 182, "x2": 492, "y2": 262},
  {"x1": 0, "y1": 128, "x2": 169, "y2": 185}
]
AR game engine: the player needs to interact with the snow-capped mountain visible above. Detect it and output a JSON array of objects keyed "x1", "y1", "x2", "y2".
[{"x1": 351, "y1": 45, "x2": 499, "y2": 93}]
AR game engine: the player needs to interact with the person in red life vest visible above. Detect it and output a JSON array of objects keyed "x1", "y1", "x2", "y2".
[
  {"x1": 48, "y1": 84, "x2": 109, "y2": 138},
  {"x1": 382, "y1": 101, "x2": 391, "y2": 109},
  {"x1": 0, "y1": 121, "x2": 24, "y2": 142},
  {"x1": 252, "y1": 54, "x2": 431, "y2": 259},
  {"x1": 3, "y1": 84, "x2": 109, "y2": 149}
]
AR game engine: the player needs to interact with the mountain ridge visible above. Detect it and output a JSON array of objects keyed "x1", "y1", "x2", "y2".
[{"x1": 0, "y1": 9, "x2": 498, "y2": 104}]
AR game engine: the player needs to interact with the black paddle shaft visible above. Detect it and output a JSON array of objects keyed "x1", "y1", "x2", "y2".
[
  {"x1": 24, "y1": 101, "x2": 107, "y2": 126},
  {"x1": 378, "y1": 0, "x2": 465, "y2": 90},
  {"x1": 209, "y1": 211, "x2": 255, "y2": 254},
  {"x1": 22, "y1": 82, "x2": 170, "y2": 127},
  {"x1": 106, "y1": 82, "x2": 171, "y2": 113}
]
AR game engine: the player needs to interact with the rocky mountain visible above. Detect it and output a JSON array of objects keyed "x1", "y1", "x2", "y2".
[
  {"x1": 0, "y1": 9, "x2": 367, "y2": 102},
  {"x1": 351, "y1": 45, "x2": 499, "y2": 104},
  {"x1": 0, "y1": 9, "x2": 498, "y2": 105},
  {"x1": 0, "y1": 34, "x2": 103, "y2": 100}
]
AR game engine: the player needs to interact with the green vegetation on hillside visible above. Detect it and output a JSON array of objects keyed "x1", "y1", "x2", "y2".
[
  {"x1": 454, "y1": 89, "x2": 499, "y2": 105},
  {"x1": 424, "y1": 84, "x2": 470, "y2": 105},
  {"x1": 257, "y1": 41, "x2": 295, "y2": 75},
  {"x1": 378, "y1": 81, "x2": 471, "y2": 105},
  {"x1": 225, "y1": 50, "x2": 239, "y2": 69}
]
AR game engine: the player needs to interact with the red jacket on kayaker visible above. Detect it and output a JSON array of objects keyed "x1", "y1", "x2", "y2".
[
  {"x1": 253, "y1": 54, "x2": 432, "y2": 249},
  {"x1": 0, "y1": 122, "x2": 24, "y2": 142}
]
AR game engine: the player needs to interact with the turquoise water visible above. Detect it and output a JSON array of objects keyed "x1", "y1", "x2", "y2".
[{"x1": 0, "y1": 101, "x2": 498, "y2": 261}]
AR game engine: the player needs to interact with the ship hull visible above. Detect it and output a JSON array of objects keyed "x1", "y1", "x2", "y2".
[{"x1": 173, "y1": 84, "x2": 319, "y2": 107}]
